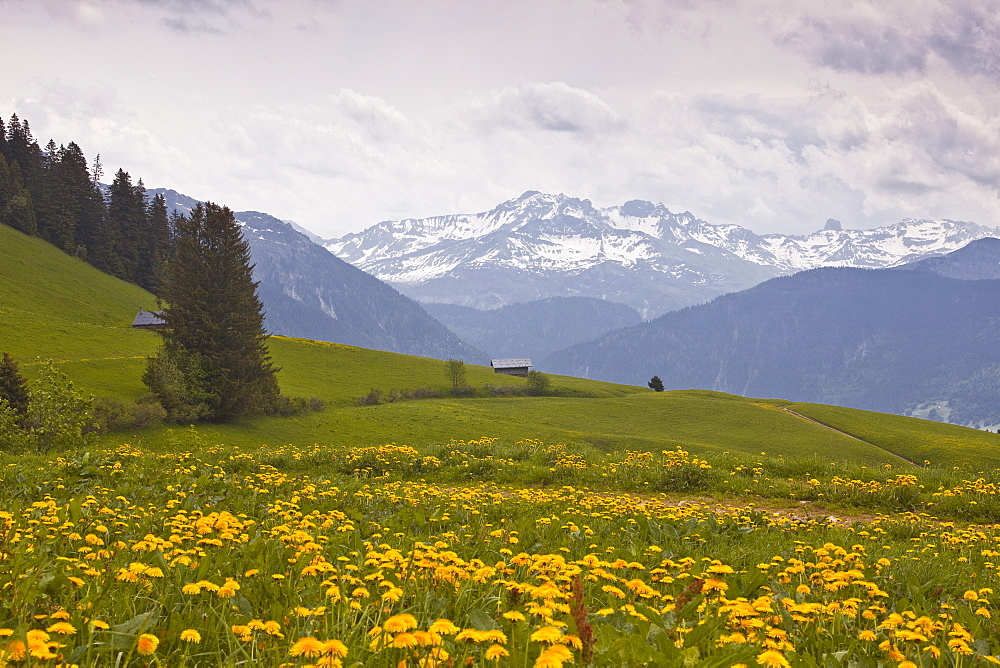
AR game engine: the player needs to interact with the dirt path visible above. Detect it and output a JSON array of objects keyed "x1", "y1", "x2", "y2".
[{"x1": 780, "y1": 407, "x2": 921, "y2": 467}]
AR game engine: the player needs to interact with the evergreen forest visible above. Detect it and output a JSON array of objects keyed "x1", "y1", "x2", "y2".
[{"x1": 0, "y1": 113, "x2": 172, "y2": 294}]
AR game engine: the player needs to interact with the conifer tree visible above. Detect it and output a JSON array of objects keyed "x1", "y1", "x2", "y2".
[
  {"x1": 56, "y1": 142, "x2": 104, "y2": 258},
  {"x1": 144, "y1": 193, "x2": 171, "y2": 293},
  {"x1": 0, "y1": 352, "x2": 30, "y2": 420},
  {"x1": 108, "y1": 169, "x2": 147, "y2": 280},
  {"x1": 0, "y1": 154, "x2": 37, "y2": 235},
  {"x1": 156, "y1": 202, "x2": 279, "y2": 420}
]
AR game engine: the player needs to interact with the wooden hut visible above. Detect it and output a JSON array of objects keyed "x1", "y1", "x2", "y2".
[
  {"x1": 132, "y1": 307, "x2": 168, "y2": 330},
  {"x1": 491, "y1": 359, "x2": 532, "y2": 377}
]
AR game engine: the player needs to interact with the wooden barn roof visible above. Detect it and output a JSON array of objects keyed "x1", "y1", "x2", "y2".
[
  {"x1": 491, "y1": 358, "x2": 532, "y2": 368},
  {"x1": 132, "y1": 309, "x2": 166, "y2": 328}
]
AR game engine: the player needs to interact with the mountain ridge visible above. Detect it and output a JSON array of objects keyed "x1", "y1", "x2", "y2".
[
  {"x1": 149, "y1": 188, "x2": 487, "y2": 363},
  {"x1": 542, "y1": 259, "x2": 1000, "y2": 428},
  {"x1": 325, "y1": 191, "x2": 999, "y2": 316}
]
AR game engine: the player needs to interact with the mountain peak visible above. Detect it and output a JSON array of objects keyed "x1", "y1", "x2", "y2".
[{"x1": 324, "y1": 191, "x2": 1000, "y2": 316}]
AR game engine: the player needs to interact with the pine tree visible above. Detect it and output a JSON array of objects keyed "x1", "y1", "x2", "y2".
[
  {"x1": 145, "y1": 193, "x2": 172, "y2": 293},
  {"x1": 156, "y1": 202, "x2": 279, "y2": 421},
  {"x1": 107, "y1": 169, "x2": 149, "y2": 281},
  {"x1": 648, "y1": 375, "x2": 665, "y2": 392},
  {"x1": 0, "y1": 154, "x2": 37, "y2": 235},
  {"x1": 55, "y1": 142, "x2": 104, "y2": 258},
  {"x1": 0, "y1": 352, "x2": 30, "y2": 419},
  {"x1": 4, "y1": 115, "x2": 45, "y2": 239}
]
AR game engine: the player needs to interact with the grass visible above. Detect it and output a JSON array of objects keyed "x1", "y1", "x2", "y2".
[
  {"x1": 7, "y1": 222, "x2": 1000, "y2": 664},
  {"x1": 4, "y1": 220, "x2": 1000, "y2": 470},
  {"x1": 789, "y1": 401, "x2": 1000, "y2": 470},
  {"x1": 4, "y1": 438, "x2": 1000, "y2": 666}
]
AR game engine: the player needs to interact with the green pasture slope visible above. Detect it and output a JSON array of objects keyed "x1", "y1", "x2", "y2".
[{"x1": 3, "y1": 222, "x2": 999, "y2": 468}]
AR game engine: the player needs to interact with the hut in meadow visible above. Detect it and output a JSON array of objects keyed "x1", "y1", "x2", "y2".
[
  {"x1": 491, "y1": 359, "x2": 532, "y2": 377},
  {"x1": 132, "y1": 307, "x2": 168, "y2": 330}
]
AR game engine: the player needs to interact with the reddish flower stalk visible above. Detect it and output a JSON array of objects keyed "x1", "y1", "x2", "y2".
[
  {"x1": 674, "y1": 577, "x2": 705, "y2": 613},
  {"x1": 570, "y1": 575, "x2": 595, "y2": 665}
]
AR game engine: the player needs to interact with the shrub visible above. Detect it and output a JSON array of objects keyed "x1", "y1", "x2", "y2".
[
  {"x1": 91, "y1": 397, "x2": 167, "y2": 433},
  {"x1": 526, "y1": 370, "x2": 551, "y2": 396},
  {"x1": 357, "y1": 388, "x2": 384, "y2": 406},
  {"x1": 384, "y1": 387, "x2": 444, "y2": 403},
  {"x1": 485, "y1": 384, "x2": 526, "y2": 397},
  {"x1": 142, "y1": 353, "x2": 210, "y2": 422},
  {"x1": 19, "y1": 360, "x2": 95, "y2": 453},
  {"x1": 267, "y1": 395, "x2": 325, "y2": 417},
  {"x1": 0, "y1": 398, "x2": 32, "y2": 452},
  {"x1": 445, "y1": 359, "x2": 467, "y2": 395}
]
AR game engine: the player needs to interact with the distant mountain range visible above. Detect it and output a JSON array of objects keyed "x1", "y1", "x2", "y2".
[
  {"x1": 325, "y1": 191, "x2": 999, "y2": 318},
  {"x1": 422, "y1": 297, "x2": 642, "y2": 362},
  {"x1": 150, "y1": 189, "x2": 485, "y2": 363},
  {"x1": 543, "y1": 238, "x2": 1000, "y2": 428}
]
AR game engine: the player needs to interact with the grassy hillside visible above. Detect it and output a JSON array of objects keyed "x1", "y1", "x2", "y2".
[
  {"x1": 0, "y1": 224, "x2": 160, "y2": 397},
  {"x1": 4, "y1": 222, "x2": 999, "y2": 469},
  {"x1": 789, "y1": 401, "x2": 1000, "y2": 469}
]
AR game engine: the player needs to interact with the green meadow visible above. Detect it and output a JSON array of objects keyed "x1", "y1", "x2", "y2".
[
  {"x1": 9, "y1": 223, "x2": 1000, "y2": 666},
  {"x1": 3, "y1": 220, "x2": 1000, "y2": 471}
]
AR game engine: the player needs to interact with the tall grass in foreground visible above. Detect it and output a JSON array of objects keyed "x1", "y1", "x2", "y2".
[{"x1": 4, "y1": 438, "x2": 1000, "y2": 665}]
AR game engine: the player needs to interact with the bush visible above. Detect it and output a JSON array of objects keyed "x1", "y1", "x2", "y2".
[
  {"x1": 91, "y1": 397, "x2": 167, "y2": 433},
  {"x1": 445, "y1": 359, "x2": 467, "y2": 395},
  {"x1": 0, "y1": 398, "x2": 32, "y2": 452},
  {"x1": 485, "y1": 384, "x2": 526, "y2": 397},
  {"x1": 267, "y1": 395, "x2": 326, "y2": 417},
  {"x1": 14, "y1": 361, "x2": 93, "y2": 452},
  {"x1": 357, "y1": 388, "x2": 384, "y2": 406},
  {"x1": 142, "y1": 353, "x2": 210, "y2": 422},
  {"x1": 526, "y1": 370, "x2": 551, "y2": 396}
]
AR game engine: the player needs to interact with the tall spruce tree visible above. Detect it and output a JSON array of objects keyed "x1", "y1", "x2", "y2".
[
  {"x1": 0, "y1": 352, "x2": 30, "y2": 419},
  {"x1": 107, "y1": 169, "x2": 146, "y2": 281},
  {"x1": 0, "y1": 153, "x2": 37, "y2": 235},
  {"x1": 157, "y1": 202, "x2": 279, "y2": 421},
  {"x1": 144, "y1": 193, "x2": 171, "y2": 293}
]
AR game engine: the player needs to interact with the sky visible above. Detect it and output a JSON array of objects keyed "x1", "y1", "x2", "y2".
[{"x1": 1, "y1": 0, "x2": 999, "y2": 238}]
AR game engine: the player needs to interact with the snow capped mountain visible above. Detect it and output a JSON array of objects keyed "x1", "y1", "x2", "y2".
[
  {"x1": 325, "y1": 191, "x2": 999, "y2": 317},
  {"x1": 148, "y1": 188, "x2": 485, "y2": 362}
]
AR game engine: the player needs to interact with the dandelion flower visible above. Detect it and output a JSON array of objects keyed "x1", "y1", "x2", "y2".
[
  {"x1": 323, "y1": 639, "x2": 348, "y2": 657},
  {"x1": 756, "y1": 650, "x2": 791, "y2": 668},
  {"x1": 46, "y1": 622, "x2": 76, "y2": 635},
  {"x1": 180, "y1": 629, "x2": 202, "y2": 643},
  {"x1": 534, "y1": 644, "x2": 573, "y2": 667},
  {"x1": 383, "y1": 614, "x2": 418, "y2": 633},
  {"x1": 290, "y1": 636, "x2": 325, "y2": 658},
  {"x1": 486, "y1": 644, "x2": 509, "y2": 660},
  {"x1": 136, "y1": 633, "x2": 159, "y2": 655},
  {"x1": 530, "y1": 626, "x2": 564, "y2": 644},
  {"x1": 429, "y1": 619, "x2": 460, "y2": 635}
]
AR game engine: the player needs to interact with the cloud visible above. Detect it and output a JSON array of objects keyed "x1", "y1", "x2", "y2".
[
  {"x1": 775, "y1": 0, "x2": 1000, "y2": 81},
  {"x1": 929, "y1": 0, "x2": 1000, "y2": 81},
  {"x1": 160, "y1": 16, "x2": 226, "y2": 35},
  {"x1": 463, "y1": 82, "x2": 621, "y2": 135}
]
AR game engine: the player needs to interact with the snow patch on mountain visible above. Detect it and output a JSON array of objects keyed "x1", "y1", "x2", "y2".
[{"x1": 325, "y1": 191, "x2": 999, "y2": 315}]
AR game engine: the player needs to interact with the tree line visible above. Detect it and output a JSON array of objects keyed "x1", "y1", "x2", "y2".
[
  {"x1": 0, "y1": 113, "x2": 172, "y2": 293},
  {"x1": 0, "y1": 114, "x2": 318, "y2": 447}
]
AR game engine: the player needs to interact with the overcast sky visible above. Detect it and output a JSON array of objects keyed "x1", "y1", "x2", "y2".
[{"x1": 2, "y1": 0, "x2": 998, "y2": 238}]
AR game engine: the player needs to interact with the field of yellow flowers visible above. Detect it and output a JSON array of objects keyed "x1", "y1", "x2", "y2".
[{"x1": 3, "y1": 437, "x2": 1000, "y2": 666}]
